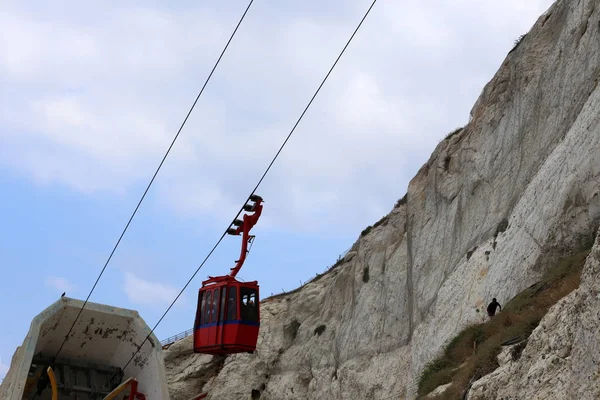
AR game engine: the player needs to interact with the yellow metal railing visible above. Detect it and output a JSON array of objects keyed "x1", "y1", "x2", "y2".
[{"x1": 46, "y1": 366, "x2": 58, "y2": 400}]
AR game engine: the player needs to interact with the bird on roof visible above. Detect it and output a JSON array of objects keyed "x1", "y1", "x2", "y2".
[{"x1": 61, "y1": 292, "x2": 65, "y2": 297}]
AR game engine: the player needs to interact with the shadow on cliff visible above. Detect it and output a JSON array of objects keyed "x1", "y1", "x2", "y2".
[{"x1": 417, "y1": 245, "x2": 592, "y2": 400}]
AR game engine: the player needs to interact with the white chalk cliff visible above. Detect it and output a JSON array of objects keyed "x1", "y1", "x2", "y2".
[
  {"x1": 164, "y1": 0, "x2": 600, "y2": 398},
  {"x1": 466, "y1": 227, "x2": 600, "y2": 399}
]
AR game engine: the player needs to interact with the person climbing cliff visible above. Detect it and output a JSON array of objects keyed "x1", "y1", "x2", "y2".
[{"x1": 487, "y1": 298, "x2": 502, "y2": 317}]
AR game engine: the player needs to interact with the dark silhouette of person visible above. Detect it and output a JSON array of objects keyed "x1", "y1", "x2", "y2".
[{"x1": 487, "y1": 298, "x2": 502, "y2": 317}]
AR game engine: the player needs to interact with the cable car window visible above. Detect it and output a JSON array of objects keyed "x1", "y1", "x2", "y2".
[
  {"x1": 240, "y1": 287, "x2": 258, "y2": 322},
  {"x1": 212, "y1": 288, "x2": 219, "y2": 323},
  {"x1": 204, "y1": 291, "x2": 212, "y2": 325},
  {"x1": 201, "y1": 291, "x2": 208, "y2": 325},
  {"x1": 220, "y1": 287, "x2": 227, "y2": 322},
  {"x1": 196, "y1": 291, "x2": 204, "y2": 327},
  {"x1": 227, "y1": 286, "x2": 237, "y2": 321}
]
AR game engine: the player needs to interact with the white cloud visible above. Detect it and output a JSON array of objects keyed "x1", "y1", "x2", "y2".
[
  {"x1": 44, "y1": 276, "x2": 75, "y2": 294},
  {"x1": 0, "y1": 0, "x2": 556, "y2": 233},
  {"x1": 123, "y1": 271, "x2": 189, "y2": 308}
]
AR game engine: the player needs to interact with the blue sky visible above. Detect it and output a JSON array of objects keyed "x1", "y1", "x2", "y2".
[{"x1": 0, "y1": 0, "x2": 554, "y2": 380}]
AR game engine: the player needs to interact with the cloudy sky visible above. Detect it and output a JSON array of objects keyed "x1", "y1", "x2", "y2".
[{"x1": 0, "y1": 0, "x2": 555, "y2": 382}]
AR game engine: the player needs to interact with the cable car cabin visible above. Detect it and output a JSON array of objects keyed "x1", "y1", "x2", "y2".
[
  {"x1": 193, "y1": 279, "x2": 260, "y2": 355},
  {"x1": 193, "y1": 194, "x2": 264, "y2": 356}
]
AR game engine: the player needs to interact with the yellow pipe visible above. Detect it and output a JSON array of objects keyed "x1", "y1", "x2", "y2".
[
  {"x1": 103, "y1": 377, "x2": 135, "y2": 400},
  {"x1": 46, "y1": 366, "x2": 58, "y2": 400}
]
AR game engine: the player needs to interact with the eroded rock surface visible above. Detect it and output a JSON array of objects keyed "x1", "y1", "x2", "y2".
[
  {"x1": 165, "y1": 0, "x2": 600, "y2": 398},
  {"x1": 467, "y1": 227, "x2": 600, "y2": 400},
  {"x1": 164, "y1": 336, "x2": 226, "y2": 400}
]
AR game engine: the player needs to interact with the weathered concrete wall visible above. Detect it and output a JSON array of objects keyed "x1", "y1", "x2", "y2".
[{"x1": 0, "y1": 297, "x2": 170, "y2": 399}]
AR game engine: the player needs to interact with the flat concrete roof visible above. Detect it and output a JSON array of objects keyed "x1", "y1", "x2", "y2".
[{"x1": 0, "y1": 296, "x2": 170, "y2": 399}]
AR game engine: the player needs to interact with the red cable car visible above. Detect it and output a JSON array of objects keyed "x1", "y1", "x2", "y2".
[{"x1": 193, "y1": 194, "x2": 264, "y2": 355}]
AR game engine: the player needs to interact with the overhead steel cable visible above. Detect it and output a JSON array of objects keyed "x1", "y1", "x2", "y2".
[
  {"x1": 50, "y1": 0, "x2": 256, "y2": 364},
  {"x1": 120, "y1": 0, "x2": 378, "y2": 372}
]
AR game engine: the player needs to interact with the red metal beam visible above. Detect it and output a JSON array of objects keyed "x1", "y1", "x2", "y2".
[{"x1": 228, "y1": 198, "x2": 263, "y2": 278}]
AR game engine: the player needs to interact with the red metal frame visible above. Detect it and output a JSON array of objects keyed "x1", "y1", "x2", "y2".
[
  {"x1": 202, "y1": 195, "x2": 263, "y2": 286},
  {"x1": 194, "y1": 280, "x2": 260, "y2": 354},
  {"x1": 193, "y1": 195, "x2": 263, "y2": 356},
  {"x1": 128, "y1": 380, "x2": 146, "y2": 400},
  {"x1": 74, "y1": 376, "x2": 146, "y2": 400}
]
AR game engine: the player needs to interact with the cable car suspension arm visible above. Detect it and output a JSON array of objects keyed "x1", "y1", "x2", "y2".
[{"x1": 227, "y1": 194, "x2": 263, "y2": 278}]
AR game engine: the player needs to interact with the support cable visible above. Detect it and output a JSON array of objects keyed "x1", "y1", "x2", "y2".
[
  {"x1": 50, "y1": 0, "x2": 256, "y2": 363},
  {"x1": 119, "y1": 0, "x2": 378, "y2": 372}
]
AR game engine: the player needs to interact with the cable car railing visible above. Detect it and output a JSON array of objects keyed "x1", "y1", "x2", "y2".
[{"x1": 160, "y1": 328, "x2": 194, "y2": 348}]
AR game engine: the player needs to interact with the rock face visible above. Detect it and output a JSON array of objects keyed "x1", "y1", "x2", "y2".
[
  {"x1": 164, "y1": 336, "x2": 225, "y2": 400},
  {"x1": 466, "y1": 226, "x2": 600, "y2": 400},
  {"x1": 164, "y1": 0, "x2": 600, "y2": 398}
]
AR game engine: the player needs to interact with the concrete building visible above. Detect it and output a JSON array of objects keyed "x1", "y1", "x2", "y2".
[{"x1": 0, "y1": 296, "x2": 170, "y2": 399}]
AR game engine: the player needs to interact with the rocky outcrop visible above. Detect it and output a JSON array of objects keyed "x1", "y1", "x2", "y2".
[
  {"x1": 164, "y1": 336, "x2": 225, "y2": 400},
  {"x1": 466, "y1": 226, "x2": 600, "y2": 399},
  {"x1": 165, "y1": 0, "x2": 600, "y2": 398}
]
